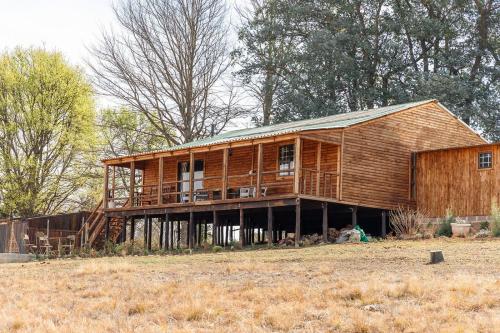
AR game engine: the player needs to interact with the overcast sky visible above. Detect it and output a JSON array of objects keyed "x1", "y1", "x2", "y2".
[
  {"x1": 0, "y1": 0, "x2": 115, "y2": 67},
  {"x1": 0, "y1": 0, "x2": 251, "y2": 127}
]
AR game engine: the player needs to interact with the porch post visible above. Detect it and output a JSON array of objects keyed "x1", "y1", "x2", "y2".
[
  {"x1": 143, "y1": 215, "x2": 148, "y2": 249},
  {"x1": 322, "y1": 202, "x2": 328, "y2": 241},
  {"x1": 159, "y1": 216, "x2": 164, "y2": 249},
  {"x1": 112, "y1": 166, "x2": 116, "y2": 204},
  {"x1": 121, "y1": 217, "x2": 127, "y2": 243},
  {"x1": 147, "y1": 217, "x2": 152, "y2": 251},
  {"x1": 130, "y1": 217, "x2": 135, "y2": 243},
  {"x1": 158, "y1": 157, "x2": 164, "y2": 205},
  {"x1": 239, "y1": 208, "x2": 245, "y2": 246},
  {"x1": 352, "y1": 206, "x2": 358, "y2": 227},
  {"x1": 295, "y1": 199, "x2": 301, "y2": 247},
  {"x1": 256, "y1": 143, "x2": 263, "y2": 198},
  {"x1": 293, "y1": 137, "x2": 302, "y2": 194},
  {"x1": 189, "y1": 211, "x2": 194, "y2": 249},
  {"x1": 381, "y1": 210, "x2": 387, "y2": 237},
  {"x1": 189, "y1": 151, "x2": 194, "y2": 202},
  {"x1": 222, "y1": 148, "x2": 229, "y2": 200},
  {"x1": 212, "y1": 210, "x2": 218, "y2": 245},
  {"x1": 316, "y1": 142, "x2": 322, "y2": 196},
  {"x1": 164, "y1": 213, "x2": 169, "y2": 250},
  {"x1": 265, "y1": 206, "x2": 272, "y2": 246},
  {"x1": 103, "y1": 165, "x2": 109, "y2": 209},
  {"x1": 129, "y1": 161, "x2": 135, "y2": 207},
  {"x1": 105, "y1": 216, "x2": 110, "y2": 241}
]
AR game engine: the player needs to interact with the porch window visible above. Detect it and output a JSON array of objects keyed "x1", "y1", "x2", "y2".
[
  {"x1": 478, "y1": 152, "x2": 492, "y2": 169},
  {"x1": 178, "y1": 160, "x2": 204, "y2": 201},
  {"x1": 278, "y1": 144, "x2": 295, "y2": 176}
]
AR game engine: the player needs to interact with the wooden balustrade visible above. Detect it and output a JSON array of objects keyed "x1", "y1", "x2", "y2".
[
  {"x1": 105, "y1": 166, "x2": 338, "y2": 208},
  {"x1": 300, "y1": 168, "x2": 338, "y2": 199}
]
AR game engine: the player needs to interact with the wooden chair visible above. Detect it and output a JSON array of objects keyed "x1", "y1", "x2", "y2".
[
  {"x1": 23, "y1": 234, "x2": 36, "y2": 254},
  {"x1": 194, "y1": 190, "x2": 209, "y2": 201},
  {"x1": 36, "y1": 232, "x2": 52, "y2": 256},
  {"x1": 240, "y1": 187, "x2": 256, "y2": 198},
  {"x1": 261, "y1": 187, "x2": 268, "y2": 197},
  {"x1": 60, "y1": 235, "x2": 75, "y2": 255}
]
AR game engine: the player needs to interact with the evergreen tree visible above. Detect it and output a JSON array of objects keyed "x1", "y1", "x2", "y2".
[{"x1": 235, "y1": 0, "x2": 499, "y2": 140}]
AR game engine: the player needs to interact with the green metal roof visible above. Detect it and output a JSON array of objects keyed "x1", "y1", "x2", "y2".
[
  {"x1": 166, "y1": 99, "x2": 436, "y2": 150},
  {"x1": 106, "y1": 99, "x2": 437, "y2": 161}
]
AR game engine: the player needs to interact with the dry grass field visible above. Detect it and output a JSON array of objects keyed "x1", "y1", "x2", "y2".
[{"x1": 0, "y1": 239, "x2": 499, "y2": 333}]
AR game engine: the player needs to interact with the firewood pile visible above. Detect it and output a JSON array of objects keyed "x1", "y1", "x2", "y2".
[{"x1": 276, "y1": 225, "x2": 363, "y2": 246}]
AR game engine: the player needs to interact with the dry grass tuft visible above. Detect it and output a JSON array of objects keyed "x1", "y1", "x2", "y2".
[{"x1": 0, "y1": 239, "x2": 498, "y2": 332}]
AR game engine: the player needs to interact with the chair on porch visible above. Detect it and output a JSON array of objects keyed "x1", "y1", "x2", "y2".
[
  {"x1": 261, "y1": 187, "x2": 268, "y2": 197},
  {"x1": 240, "y1": 187, "x2": 255, "y2": 198},
  {"x1": 194, "y1": 190, "x2": 209, "y2": 201}
]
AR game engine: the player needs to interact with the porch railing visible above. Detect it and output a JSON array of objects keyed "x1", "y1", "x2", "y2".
[
  {"x1": 105, "y1": 167, "x2": 339, "y2": 208},
  {"x1": 300, "y1": 168, "x2": 338, "y2": 199}
]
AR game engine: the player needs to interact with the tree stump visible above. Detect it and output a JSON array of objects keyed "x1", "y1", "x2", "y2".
[{"x1": 430, "y1": 250, "x2": 444, "y2": 264}]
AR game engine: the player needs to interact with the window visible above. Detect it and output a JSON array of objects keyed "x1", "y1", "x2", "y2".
[
  {"x1": 178, "y1": 160, "x2": 204, "y2": 196},
  {"x1": 278, "y1": 144, "x2": 295, "y2": 176},
  {"x1": 478, "y1": 152, "x2": 492, "y2": 169}
]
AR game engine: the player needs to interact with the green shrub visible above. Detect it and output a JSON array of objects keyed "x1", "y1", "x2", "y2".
[
  {"x1": 212, "y1": 245, "x2": 223, "y2": 253},
  {"x1": 490, "y1": 203, "x2": 500, "y2": 237},
  {"x1": 436, "y1": 209, "x2": 454, "y2": 237},
  {"x1": 479, "y1": 221, "x2": 490, "y2": 230}
]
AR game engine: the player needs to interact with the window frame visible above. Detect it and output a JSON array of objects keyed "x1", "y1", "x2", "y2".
[
  {"x1": 478, "y1": 151, "x2": 493, "y2": 170},
  {"x1": 277, "y1": 143, "x2": 295, "y2": 179}
]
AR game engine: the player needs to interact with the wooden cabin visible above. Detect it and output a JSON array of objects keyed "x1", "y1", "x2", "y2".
[
  {"x1": 82, "y1": 99, "x2": 488, "y2": 248},
  {"x1": 416, "y1": 143, "x2": 499, "y2": 219}
]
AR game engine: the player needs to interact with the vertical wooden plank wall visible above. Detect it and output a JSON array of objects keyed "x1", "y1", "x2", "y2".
[{"x1": 416, "y1": 144, "x2": 499, "y2": 217}]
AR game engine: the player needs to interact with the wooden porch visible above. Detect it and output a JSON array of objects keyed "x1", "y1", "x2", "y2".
[{"x1": 103, "y1": 137, "x2": 341, "y2": 212}]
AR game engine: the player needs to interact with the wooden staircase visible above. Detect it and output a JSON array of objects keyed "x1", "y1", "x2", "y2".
[{"x1": 77, "y1": 199, "x2": 125, "y2": 249}]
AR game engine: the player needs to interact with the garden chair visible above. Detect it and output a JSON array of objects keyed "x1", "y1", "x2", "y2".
[{"x1": 23, "y1": 234, "x2": 36, "y2": 254}]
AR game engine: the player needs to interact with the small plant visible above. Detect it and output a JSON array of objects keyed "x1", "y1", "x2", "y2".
[
  {"x1": 212, "y1": 245, "x2": 223, "y2": 253},
  {"x1": 436, "y1": 208, "x2": 454, "y2": 237},
  {"x1": 389, "y1": 206, "x2": 427, "y2": 238},
  {"x1": 479, "y1": 221, "x2": 490, "y2": 230},
  {"x1": 490, "y1": 203, "x2": 500, "y2": 237}
]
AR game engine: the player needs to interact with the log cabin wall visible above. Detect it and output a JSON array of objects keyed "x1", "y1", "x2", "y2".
[
  {"x1": 416, "y1": 143, "x2": 499, "y2": 217},
  {"x1": 335, "y1": 102, "x2": 486, "y2": 209}
]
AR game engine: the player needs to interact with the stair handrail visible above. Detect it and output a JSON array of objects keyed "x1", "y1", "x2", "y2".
[
  {"x1": 87, "y1": 198, "x2": 130, "y2": 247},
  {"x1": 76, "y1": 199, "x2": 103, "y2": 247}
]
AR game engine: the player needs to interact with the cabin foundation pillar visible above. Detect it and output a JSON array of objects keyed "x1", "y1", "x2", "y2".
[
  {"x1": 177, "y1": 220, "x2": 181, "y2": 248},
  {"x1": 189, "y1": 211, "x2": 194, "y2": 249},
  {"x1": 322, "y1": 203, "x2": 328, "y2": 241},
  {"x1": 239, "y1": 208, "x2": 244, "y2": 246},
  {"x1": 164, "y1": 213, "x2": 169, "y2": 250},
  {"x1": 267, "y1": 207, "x2": 273, "y2": 246},
  {"x1": 351, "y1": 206, "x2": 358, "y2": 227},
  {"x1": 121, "y1": 217, "x2": 127, "y2": 243},
  {"x1": 130, "y1": 217, "x2": 135, "y2": 243},
  {"x1": 159, "y1": 217, "x2": 164, "y2": 249},
  {"x1": 147, "y1": 217, "x2": 152, "y2": 251},
  {"x1": 381, "y1": 211, "x2": 387, "y2": 237},
  {"x1": 105, "y1": 217, "x2": 110, "y2": 241},
  {"x1": 143, "y1": 216, "x2": 148, "y2": 249},
  {"x1": 212, "y1": 211, "x2": 218, "y2": 245},
  {"x1": 295, "y1": 200, "x2": 301, "y2": 247}
]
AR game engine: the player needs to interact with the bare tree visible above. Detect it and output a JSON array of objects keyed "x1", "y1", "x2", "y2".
[{"x1": 89, "y1": 0, "x2": 241, "y2": 144}]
